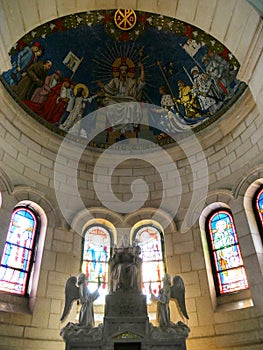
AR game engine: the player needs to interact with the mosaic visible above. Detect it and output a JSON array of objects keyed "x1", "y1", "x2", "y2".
[{"x1": 1, "y1": 10, "x2": 246, "y2": 148}]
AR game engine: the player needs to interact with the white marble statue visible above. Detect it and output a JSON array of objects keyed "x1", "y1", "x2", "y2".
[
  {"x1": 150, "y1": 273, "x2": 189, "y2": 329},
  {"x1": 109, "y1": 237, "x2": 142, "y2": 293},
  {"x1": 60, "y1": 273, "x2": 100, "y2": 327}
]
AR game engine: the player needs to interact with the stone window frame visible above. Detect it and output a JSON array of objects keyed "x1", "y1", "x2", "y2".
[
  {"x1": 199, "y1": 201, "x2": 253, "y2": 312},
  {"x1": 0, "y1": 198, "x2": 48, "y2": 315},
  {"x1": 80, "y1": 222, "x2": 114, "y2": 302},
  {"x1": 132, "y1": 221, "x2": 166, "y2": 299},
  {"x1": 204, "y1": 206, "x2": 249, "y2": 296},
  {"x1": 0, "y1": 204, "x2": 41, "y2": 296},
  {"x1": 242, "y1": 177, "x2": 263, "y2": 281},
  {"x1": 251, "y1": 184, "x2": 263, "y2": 244},
  {"x1": 71, "y1": 208, "x2": 119, "y2": 322}
]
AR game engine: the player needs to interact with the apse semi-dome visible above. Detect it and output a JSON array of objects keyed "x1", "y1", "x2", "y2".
[{"x1": 0, "y1": 9, "x2": 246, "y2": 149}]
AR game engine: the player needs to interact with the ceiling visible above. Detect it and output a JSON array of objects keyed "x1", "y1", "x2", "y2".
[{"x1": 1, "y1": 9, "x2": 246, "y2": 149}]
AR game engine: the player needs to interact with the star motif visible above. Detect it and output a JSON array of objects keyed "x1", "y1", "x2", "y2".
[
  {"x1": 147, "y1": 17, "x2": 153, "y2": 24},
  {"x1": 103, "y1": 11, "x2": 113, "y2": 24},
  {"x1": 97, "y1": 14, "x2": 104, "y2": 21},
  {"x1": 219, "y1": 47, "x2": 230, "y2": 60},
  {"x1": 120, "y1": 32, "x2": 131, "y2": 42},
  {"x1": 183, "y1": 25, "x2": 193, "y2": 38},
  {"x1": 138, "y1": 14, "x2": 147, "y2": 24},
  {"x1": 52, "y1": 19, "x2": 67, "y2": 31}
]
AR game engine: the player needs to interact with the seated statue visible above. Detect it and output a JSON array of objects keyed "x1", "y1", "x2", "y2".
[{"x1": 109, "y1": 236, "x2": 142, "y2": 293}]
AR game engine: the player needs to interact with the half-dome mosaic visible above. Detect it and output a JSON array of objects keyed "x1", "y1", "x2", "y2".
[{"x1": 0, "y1": 9, "x2": 246, "y2": 148}]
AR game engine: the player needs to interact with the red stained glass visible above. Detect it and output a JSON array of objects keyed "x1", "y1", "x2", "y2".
[
  {"x1": 255, "y1": 187, "x2": 263, "y2": 230},
  {"x1": 82, "y1": 225, "x2": 111, "y2": 300},
  {"x1": 0, "y1": 207, "x2": 38, "y2": 296}
]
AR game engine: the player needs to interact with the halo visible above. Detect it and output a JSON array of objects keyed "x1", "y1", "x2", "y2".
[
  {"x1": 112, "y1": 57, "x2": 135, "y2": 78},
  {"x1": 74, "y1": 83, "x2": 89, "y2": 98}
]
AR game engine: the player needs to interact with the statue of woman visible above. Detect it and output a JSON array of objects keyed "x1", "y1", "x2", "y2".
[{"x1": 109, "y1": 240, "x2": 142, "y2": 293}]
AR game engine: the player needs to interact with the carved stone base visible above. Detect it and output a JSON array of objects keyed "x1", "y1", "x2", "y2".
[
  {"x1": 104, "y1": 292, "x2": 149, "y2": 339},
  {"x1": 61, "y1": 291, "x2": 190, "y2": 350},
  {"x1": 105, "y1": 292, "x2": 148, "y2": 318}
]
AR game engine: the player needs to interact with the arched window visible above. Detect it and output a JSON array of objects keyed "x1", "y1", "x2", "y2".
[
  {"x1": 252, "y1": 185, "x2": 263, "y2": 243},
  {"x1": 81, "y1": 224, "x2": 112, "y2": 301},
  {"x1": 133, "y1": 225, "x2": 165, "y2": 300},
  {"x1": 206, "y1": 209, "x2": 249, "y2": 296},
  {"x1": 0, "y1": 206, "x2": 40, "y2": 296}
]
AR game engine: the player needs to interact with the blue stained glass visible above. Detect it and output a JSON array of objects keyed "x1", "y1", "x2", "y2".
[
  {"x1": 214, "y1": 246, "x2": 242, "y2": 272},
  {"x1": 208, "y1": 210, "x2": 248, "y2": 295},
  {"x1": 82, "y1": 225, "x2": 111, "y2": 299},
  {"x1": 0, "y1": 207, "x2": 38, "y2": 296},
  {"x1": 256, "y1": 187, "x2": 263, "y2": 230}
]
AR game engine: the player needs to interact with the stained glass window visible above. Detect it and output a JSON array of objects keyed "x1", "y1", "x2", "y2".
[
  {"x1": 253, "y1": 185, "x2": 263, "y2": 243},
  {"x1": 133, "y1": 225, "x2": 165, "y2": 300},
  {"x1": 206, "y1": 209, "x2": 249, "y2": 295},
  {"x1": 82, "y1": 225, "x2": 112, "y2": 301},
  {"x1": 0, "y1": 206, "x2": 40, "y2": 296}
]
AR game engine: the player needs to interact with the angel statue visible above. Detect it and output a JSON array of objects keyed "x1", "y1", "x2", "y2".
[
  {"x1": 60, "y1": 273, "x2": 101, "y2": 328},
  {"x1": 150, "y1": 273, "x2": 189, "y2": 329}
]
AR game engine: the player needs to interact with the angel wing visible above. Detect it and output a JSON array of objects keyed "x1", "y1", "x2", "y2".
[
  {"x1": 170, "y1": 275, "x2": 189, "y2": 319},
  {"x1": 60, "y1": 276, "x2": 80, "y2": 322}
]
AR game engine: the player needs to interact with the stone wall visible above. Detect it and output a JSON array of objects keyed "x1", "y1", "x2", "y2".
[{"x1": 0, "y1": 1, "x2": 263, "y2": 350}]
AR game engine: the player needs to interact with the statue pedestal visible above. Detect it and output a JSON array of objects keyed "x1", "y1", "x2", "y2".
[
  {"x1": 103, "y1": 292, "x2": 149, "y2": 339},
  {"x1": 61, "y1": 291, "x2": 190, "y2": 350}
]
